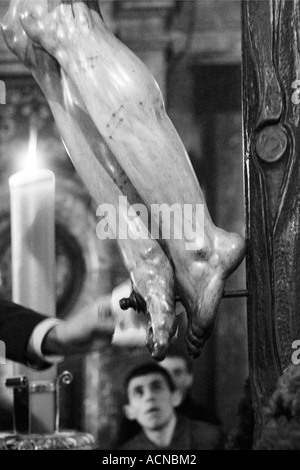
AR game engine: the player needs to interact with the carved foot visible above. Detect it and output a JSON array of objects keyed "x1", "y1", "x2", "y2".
[
  {"x1": 181, "y1": 229, "x2": 245, "y2": 357},
  {"x1": 129, "y1": 245, "x2": 177, "y2": 360}
]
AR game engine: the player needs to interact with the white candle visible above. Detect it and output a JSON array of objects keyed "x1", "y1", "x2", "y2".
[
  {"x1": 9, "y1": 169, "x2": 56, "y2": 316},
  {"x1": 9, "y1": 168, "x2": 56, "y2": 433}
]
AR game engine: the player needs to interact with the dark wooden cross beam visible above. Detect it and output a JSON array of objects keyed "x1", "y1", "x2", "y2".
[{"x1": 242, "y1": 0, "x2": 300, "y2": 440}]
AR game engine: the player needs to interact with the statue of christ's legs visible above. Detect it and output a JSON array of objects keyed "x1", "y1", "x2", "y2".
[
  {"x1": 2, "y1": 0, "x2": 245, "y2": 357},
  {"x1": 2, "y1": 0, "x2": 178, "y2": 360}
]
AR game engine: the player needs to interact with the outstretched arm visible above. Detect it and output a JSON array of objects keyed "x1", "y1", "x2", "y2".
[
  {"x1": 0, "y1": 280, "x2": 143, "y2": 367},
  {"x1": 39, "y1": 296, "x2": 114, "y2": 356},
  {"x1": 0, "y1": 296, "x2": 113, "y2": 366}
]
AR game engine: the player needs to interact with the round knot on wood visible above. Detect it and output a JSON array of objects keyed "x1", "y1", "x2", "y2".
[{"x1": 255, "y1": 125, "x2": 287, "y2": 162}]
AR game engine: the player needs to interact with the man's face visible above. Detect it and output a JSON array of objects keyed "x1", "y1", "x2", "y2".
[
  {"x1": 160, "y1": 357, "x2": 192, "y2": 398},
  {"x1": 125, "y1": 373, "x2": 177, "y2": 431}
]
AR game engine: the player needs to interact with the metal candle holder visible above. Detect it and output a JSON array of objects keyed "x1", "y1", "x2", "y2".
[{"x1": 0, "y1": 371, "x2": 95, "y2": 450}]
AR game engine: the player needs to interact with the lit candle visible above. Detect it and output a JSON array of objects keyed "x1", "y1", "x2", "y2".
[
  {"x1": 9, "y1": 125, "x2": 56, "y2": 433},
  {"x1": 9, "y1": 169, "x2": 56, "y2": 317}
]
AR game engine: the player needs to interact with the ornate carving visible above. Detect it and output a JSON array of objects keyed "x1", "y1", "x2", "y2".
[
  {"x1": 243, "y1": 0, "x2": 300, "y2": 438},
  {"x1": 0, "y1": 431, "x2": 95, "y2": 450}
]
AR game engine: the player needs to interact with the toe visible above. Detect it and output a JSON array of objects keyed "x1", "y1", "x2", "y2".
[
  {"x1": 146, "y1": 325, "x2": 173, "y2": 361},
  {"x1": 185, "y1": 337, "x2": 202, "y2": 358}
]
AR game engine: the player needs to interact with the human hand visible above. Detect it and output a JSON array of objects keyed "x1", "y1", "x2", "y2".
[
  {"x1": 42, "y1": 279, "x2": 148, "y2": 356},
  {"x1": 42, "y1": 295, "x2": 115, "y2": 356}
]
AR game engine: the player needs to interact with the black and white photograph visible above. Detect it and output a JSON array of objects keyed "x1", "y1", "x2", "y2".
[{"x1": 0, "y1": 0, "x2": 299, "y2": 453}]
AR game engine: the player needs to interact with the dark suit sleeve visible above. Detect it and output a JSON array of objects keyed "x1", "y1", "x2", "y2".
[{"x1": 0, "y1": 299, "x2": 47, "y2": 365}]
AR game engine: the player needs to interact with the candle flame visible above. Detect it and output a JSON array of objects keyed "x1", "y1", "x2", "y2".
[
  {"x1": 27, "y1": 125, "x2": 38, "y2": 170},
  {"x1": 12, "y1": 121, "x2": 48, "y2": 175}
]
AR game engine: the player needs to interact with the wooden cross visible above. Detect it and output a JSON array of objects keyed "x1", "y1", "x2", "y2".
[{"x1": 242, "y1": 0, "x2": 300, "y2": 440}]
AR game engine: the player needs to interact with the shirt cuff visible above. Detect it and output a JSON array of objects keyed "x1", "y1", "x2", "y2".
[{"x1": 27, "y1": 318, "x2": 65, "y2": 364}]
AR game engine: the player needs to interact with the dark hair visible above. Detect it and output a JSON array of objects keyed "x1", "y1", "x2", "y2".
[{"x1": 125, "y1": 362, "x2": 176, "y2": 394}]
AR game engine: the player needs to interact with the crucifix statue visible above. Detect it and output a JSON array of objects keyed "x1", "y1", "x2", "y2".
[
  {"x1": 1, "y1": 0, "x2": 245, "y2": 363},
  {"x1": 13, "y1": 0, "x2": 300, "y2": 449},
  {"x1": 3, "y1": 0, "x2": 300, "y2": 449},
  {"x1": 4, "y1": 0, "x2": 300, "y2": 447}
]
